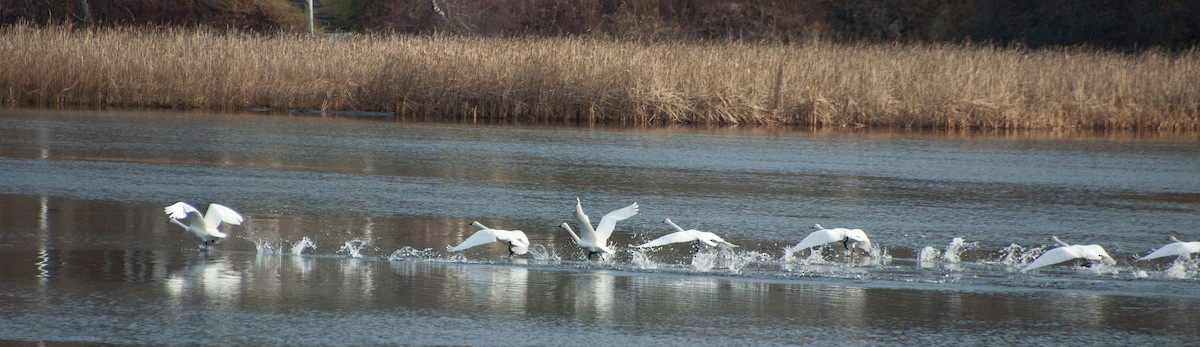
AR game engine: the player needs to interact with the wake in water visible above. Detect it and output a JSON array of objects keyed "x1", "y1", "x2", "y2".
[
  {"x1": 625, "y1": 246, "x2": 773, "y2": 274},
  {"x1": 241, "y1": 233, "x2": 1197, "y2": 283}
]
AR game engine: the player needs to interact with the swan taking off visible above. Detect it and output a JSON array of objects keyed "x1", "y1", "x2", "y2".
[
  {"x1": 1139, "y1": 236, "x2": 1200, "y2": 260},
  {"x1": 636, "y1": 218, "x2": 737, "y2": 251},
  {"x1": 447, "y1": 221, "x2": 531, "y2": 256},
  {"x1": 1021, "y1": 236, "x2": 1116, "y2": 272},
  {"x1": 783, "y1": 224, "x2": 872, "y2": 258},
  {"x1": 164, "y1": 202, "x2": 244, "y2": 249},
  {"x1": 560, "y1": 198, "x2": 638, "y2": 260}
]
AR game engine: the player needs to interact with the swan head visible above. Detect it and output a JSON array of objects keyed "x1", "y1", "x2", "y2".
[{"x1": 1169, "y1": 235, "x2": 1181, "y2": 243}]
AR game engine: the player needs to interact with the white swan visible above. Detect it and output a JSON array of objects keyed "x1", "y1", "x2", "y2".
[
  {"x1": 164, "y1": 202, "x2": 244, "y2": 248},
  {"x1": 1021, "y1": 236, "x2": 1115, "y2": 272},
  {"x1": 447, "y1": 221, "x2": 531, "y2": 256},
  {"x1": 1139, "y1": 236, "x2": 1200, "y2": 260},
  {"x1": 636, "y1": 218, "x2": 736, "y2": 251},
  {"x1": 783, "y1": 224, "x2": 872, "y2": 258},
  {"x1": 560, "y1": 198, "x2": 638, "y2": 260}
]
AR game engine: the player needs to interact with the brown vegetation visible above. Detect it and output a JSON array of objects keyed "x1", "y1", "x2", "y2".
[
  {"x1": 6, "y1": 0, "x2": 1199, "y2": 50},
  {"x1": 2, "y1": 24, "x2": 1198, "y2": 130}
]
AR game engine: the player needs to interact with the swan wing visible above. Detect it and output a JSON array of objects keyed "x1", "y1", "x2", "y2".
[
  {"x1": 204, "y1": 203, "x2": 244, "y2": 227},
  {"x1": 573, "y1": 198, "x2": 599, "y2": 244},
  {"x1": 635, "y1": 231, "x2": 698, "y2": 248},
  {"x1": 1079, "y1": 245, "x2": 1115, "y2": 264},
  {"x1": 701, "y1": 232, "x2": 734, "y2": 247},
  {"x1": 164, "y1": 202, "x2": 200, "y2": 220},
  {"x1": 844, "y1": 229, "x2": 870, "y2": 243},
  {"x1": 663, "y1": 219, "x2": 687, "y2": 233},
  {"x1": 495, "y1": 229, "x2": 531, "y2": 248},
  {"x1": 1139, "y1": 241, "x2": 1200, "y2": 260},
  {"x1": 595, "y1": 202, "x2": 639, "y2": 241},
  {"x1": 1021, "y1": 246, "x2": 1084, "y2": 272},
  {"x1": 843, "y1": 229, "x2": 872, "y2": 251},
  {"x1": 499, "y1": 229, "x2": 531, "y2": 255},
  {"x1": 447, "y1": 229, "x2": 499, "y2": 252},
  {"x1": 786, "y1": 229, "x2": 844, "y2": 253}
]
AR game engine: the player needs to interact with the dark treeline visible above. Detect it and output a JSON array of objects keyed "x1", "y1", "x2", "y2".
[{"x1": 4, "y1": 0, "x2": 1198, "y2": 50}]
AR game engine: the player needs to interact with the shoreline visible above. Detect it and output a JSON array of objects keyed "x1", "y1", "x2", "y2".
[{"x1": 3, "y1": 25, "x2": 1198, "y2": 130}]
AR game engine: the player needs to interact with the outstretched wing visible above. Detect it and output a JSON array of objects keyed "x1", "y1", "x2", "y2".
[
  {"x1": 595, "y1": 202, "x2": 639, "y2": 242},
  {"x1": 204, "y1": 203, "x2": 244, "y2": 227},
  {"x1": 164, "y1": 202, "x2": 200, "y2": 220},
  {"x1": 1021, "y1": 246, "x2": 1083, "y2": 272},
  {"x1": 1139, "y1": 241, "x2": 1200, "y2": 260},
  {"x1": 786, "y1": 229, "x2": 844, "y2": 253},
  {"x1": 447, "y1": 229, "x2": 499, "y2": 252},
  {"x1": 636, "y1": 231, "x2": 698, "y2": 248},
  {"x1": 573, "y1": 198, "x2": 598, "y2": 243},
  {"x1": 663, "y1": 218, "x2": 687, "y2": 233}
]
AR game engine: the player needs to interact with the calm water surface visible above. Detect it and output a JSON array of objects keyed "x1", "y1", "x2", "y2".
[{"x1": 1, "y1": 108, "x2": 1198, "y2": 345}]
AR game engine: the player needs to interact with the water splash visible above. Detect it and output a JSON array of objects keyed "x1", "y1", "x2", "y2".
[
  {"x1": 693, "y1": 248, "x2": 768, "y2": 273},
  {"x1": 629, "y1": 248, "x2": 658, "y2": 270},
  {"x1": 253, "y1": 239, "x2": 284, "y2": 255},
  {"x1": 726, "y1": 250, "x2": 771, "y2": 273},
  {"x1": 1164, "y1": 255, "x2": 1198, "y2": 279},
  {"x1": 918, "y1": 246, "x2": 941, "y2": 262},
  {"x1": 917, "y1": 246, "x2": 941, "y2": 269},
  {"x1": 997, "y1": 243, "x2": 1044, "y2": 269},
  {"x1": 942, "y1": 237, "x2": 972, "y2": 263},
  {"x1": 527, "y1": 244, "x2": 560, "y2": 262},
  {"x1": 291, "y1": 236, "x2": 316, "y2": 255},
  {"x1": 387, "y1": 246, "x2": 438, "y2": 261},
  {"x1": 338, "y1": 239, "x2": 370, "y2": 258},
  {"x1": 692, "y1": 250, "x2": 717, "y2": 272}
]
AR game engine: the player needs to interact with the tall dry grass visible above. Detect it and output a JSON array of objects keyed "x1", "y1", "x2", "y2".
[{"x1": 3, "y1": 24, "x2": 1198, "y2": 130}]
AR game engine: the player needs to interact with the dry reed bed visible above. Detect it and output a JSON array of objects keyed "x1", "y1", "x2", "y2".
[{"x1": 3, "y1": 24, "x2": 1198, "y2": 130}]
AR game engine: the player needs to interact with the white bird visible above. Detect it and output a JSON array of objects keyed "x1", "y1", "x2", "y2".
[
  {"x1": 1139, "y1": 236, "x2": 1200, "y2": 260},
  {"x1": 164, "y1": 202, "x2": 244, "y2": 249},
  {"x1": 783, "y1": 224, "x2": 872, "y2": 258},
  {"x1": 636, "y1": 218, "x2": 737, "y2": 251},
  {"x1": 560, "y1": 198, "x2": 638, "y2": 260},
  {"x1": 447, "y1": 221, "x2": 531, "y2": 256},
  {"x1": 1021, "y1": 236, "x2": 1116, "y2": 272}
]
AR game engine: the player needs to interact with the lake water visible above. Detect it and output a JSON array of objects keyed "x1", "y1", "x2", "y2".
[{"x1": 0, "y1": 108, "x2": 1198, "y2": 345}]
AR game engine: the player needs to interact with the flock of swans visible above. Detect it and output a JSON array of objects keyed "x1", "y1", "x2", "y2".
[{"x1": 163, "y1": 199, "x2": 1200, "y2": 274}]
